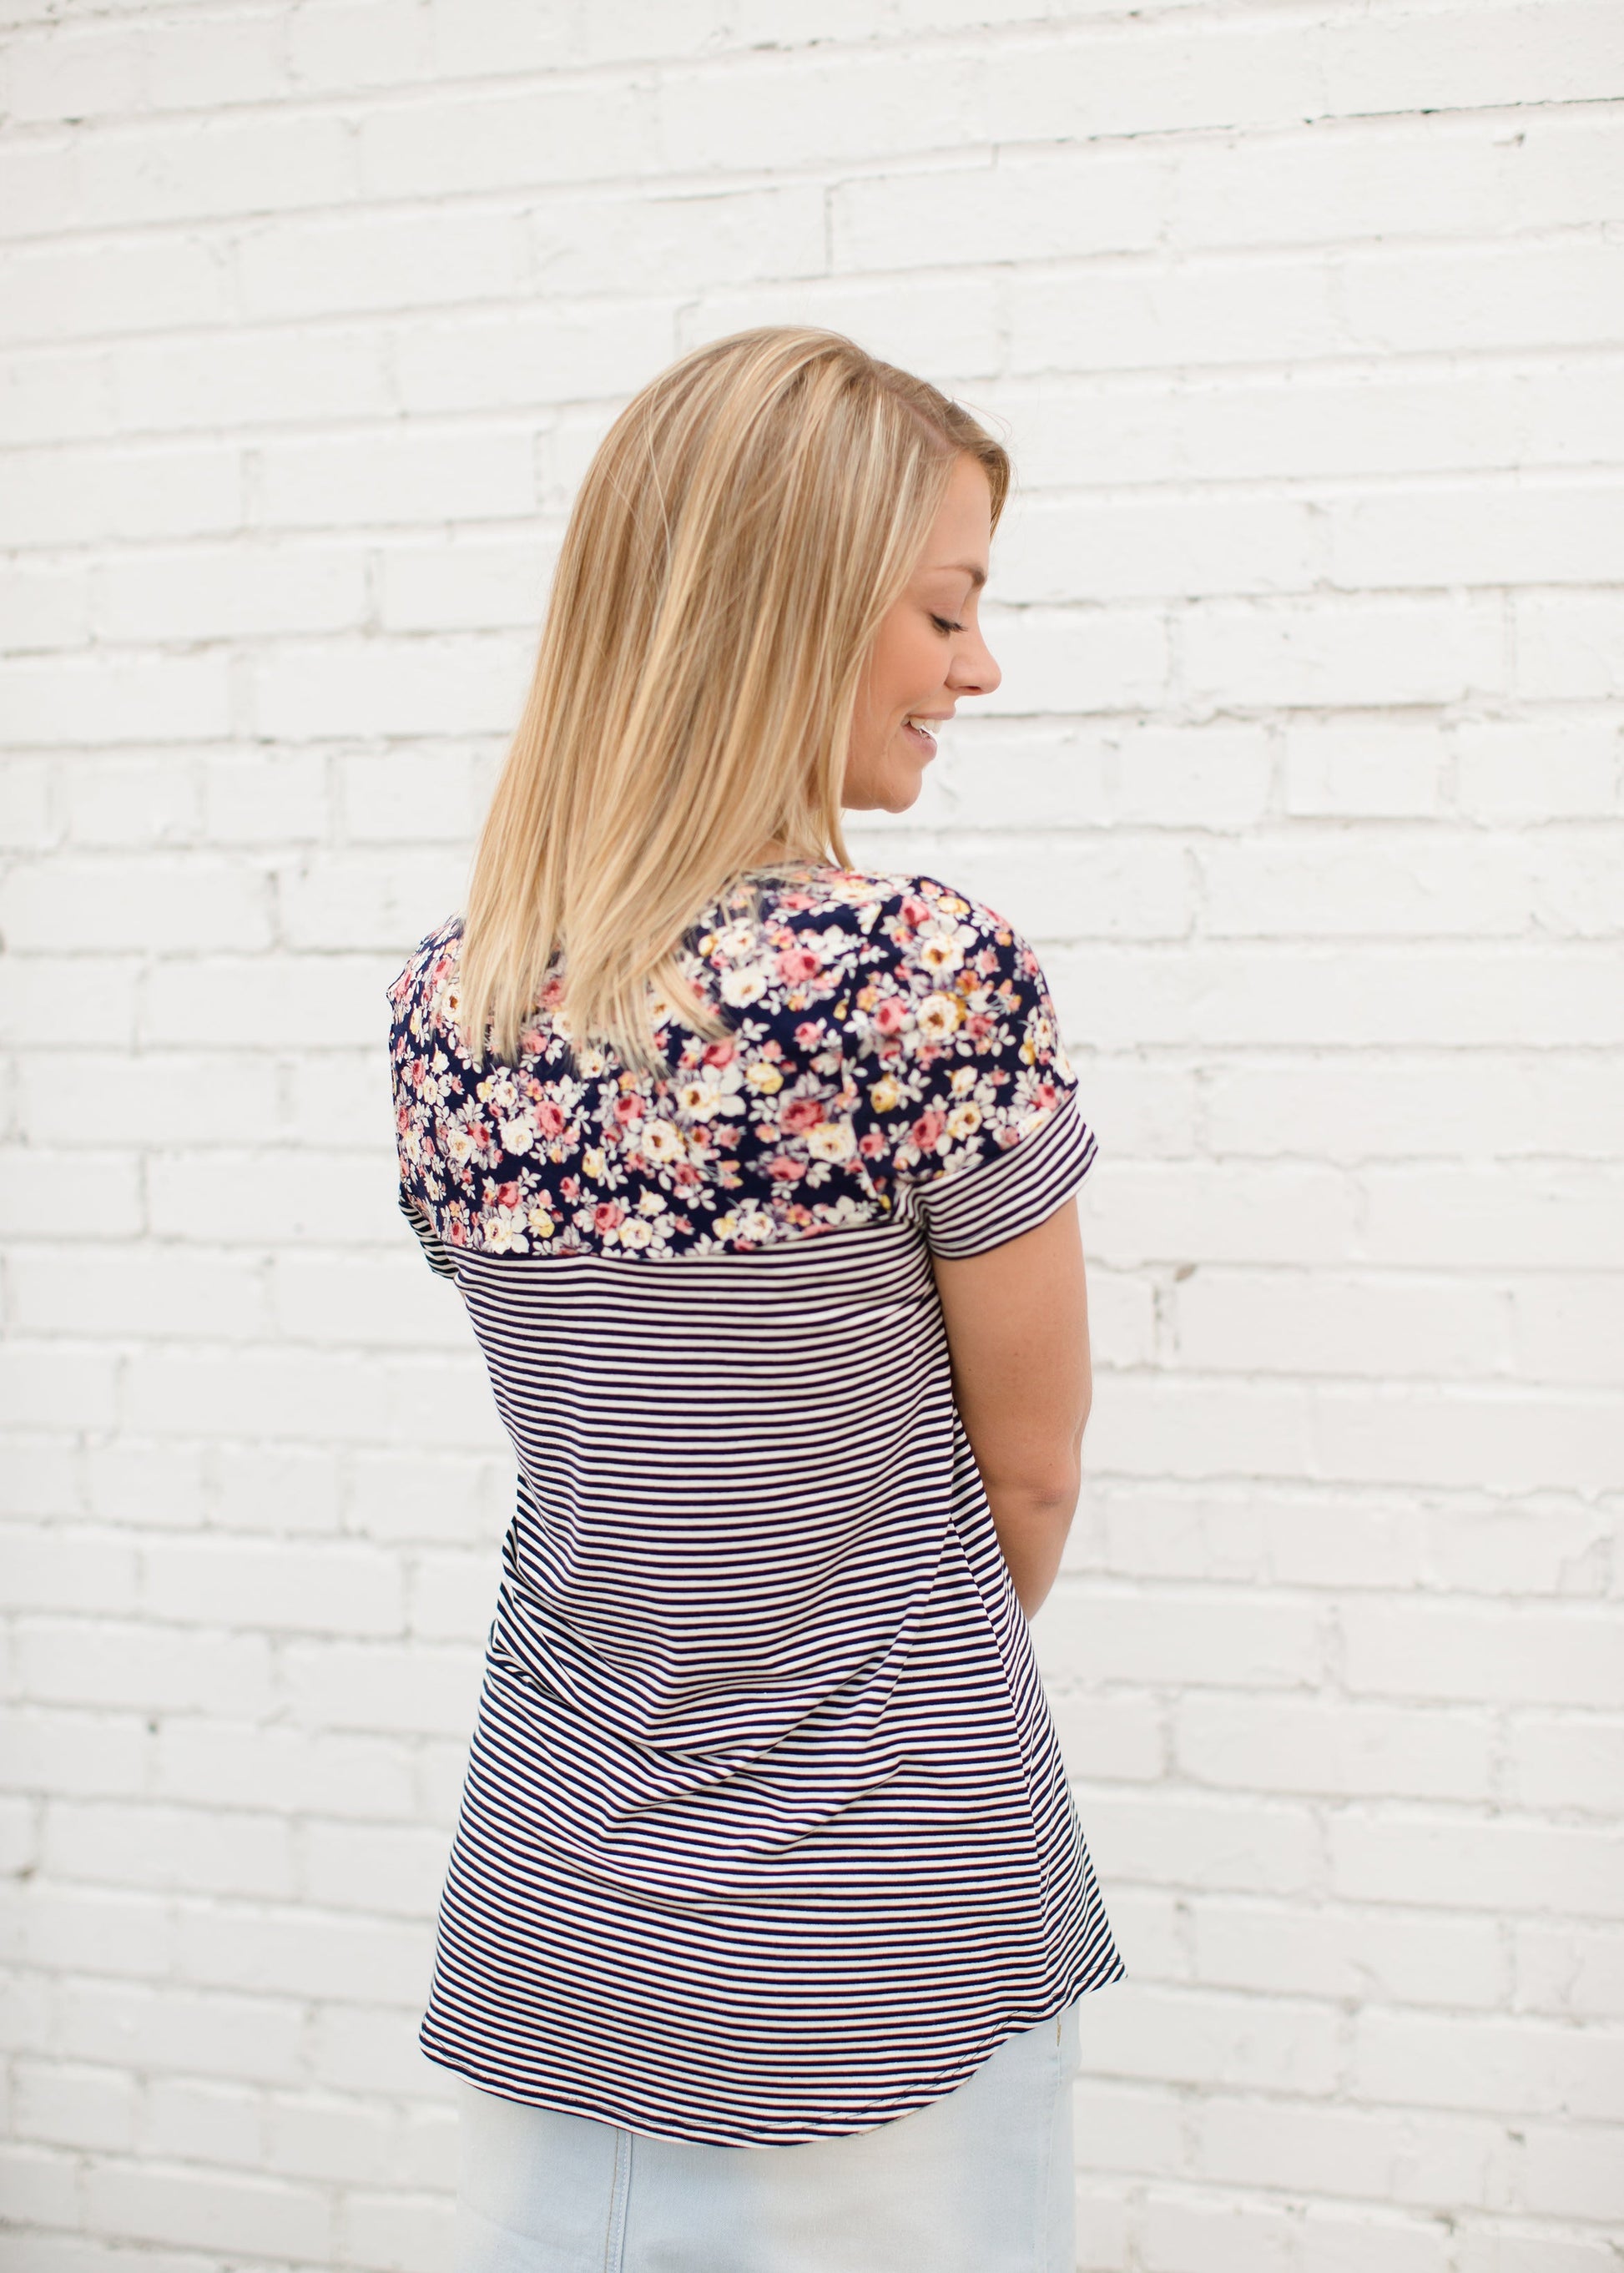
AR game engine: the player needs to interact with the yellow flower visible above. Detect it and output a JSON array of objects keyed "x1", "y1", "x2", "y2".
[{"x1": 869, "y1": 1076, "x2": 900, "y2": 1113}]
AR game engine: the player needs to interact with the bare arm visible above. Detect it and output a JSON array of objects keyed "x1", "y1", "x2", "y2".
[{"x1": 930, "y1": 1197, "x2": 1092, "y2": 1620}]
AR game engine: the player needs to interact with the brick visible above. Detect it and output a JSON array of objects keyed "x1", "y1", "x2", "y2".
[
  {"x1": 985, "y1": 16, "x2": 1325, "y2": 144},
  {"x1": 94, "y1": 542, "x2": 367, "y2": 643},
  {"x1": 683, "y1": 274, "x2": 1002, "y2": 382},
  {"x1": 13, "y1": 1619, "x2": 275, "y2": 1715},
  {"x1": 1009, "y1": 251, "x2": 1345, "y2": 376},
  {"x1": 1328, "y1": 478, "x2": 1624, "y2": 590},
  {"x1": 1284, "y1": 719, "x2": 1446, "y2": 818},
  {"x1": 43, "y1": 1798, "x2": 295, "y2": 1900},
  {"x1": 113, "y1": 325, "x2": 390, "y2": 432},
  {"x1": 239, "y1": 208, "x2": 530, "y2": 324},
  {"x1": 1352, "y1": 2006, "x2": 1624, "y2": 2121},
  {"x1": 0, "y1": 650, "x2": 232, "y2": 747},
  {"x1": 1203, "y1": 832, "x2": 1534, "y2": 938},
  {"x1": 1455, "y1": 720, "x2": 1622, "y2": 821},
  {"x1": 0, "y1": 753, "x2": 58, "y2": 846},
  {"x1": 255, "y1": 427, "x2": 536, "y2": 531},
  {"x1": 142, "y1": 12, "x2": 288, "y2": 110},
  {"x1": 0, "y1": 1524, "x2": 139, "y2": 1617},
  {"x1": 357, "y1": 79, "x2": 658, "y2": 199},
  {"x1": 939, "y1": 832, "x2": 1191, "y2": 938},
  {"x1": 658, "y1": 47, "x2": 986, "y2": 175},
  {"x1": 3, "y1": 22, "x2": 145, "y2": 123},
  {"x1": 1359, "y1": 1165, "x2": 1624, "y2": 1270},
  {"x1": 391, "y1": 300, "x2": 676, "y2": 414},
  {"x1": 531, "y1": 182, "x2": 826, "y2": 297},
  {"x1": 1174, "y1": 1696, "x2": 1495, "y2": 1804},
  {"x1": 975, "y1": 604, "x2": 1168, "y2": 713},
  {"x1": 1205, "y1": 1056, "x2": 1624, "y2": 1166},
  {"x1": 1342, "y1": 237, "x2": 1624, "y2": 358},
  {"x1": 1191, "y1": 2092, "x2": 1515, "y2": 2210},
  {"x1": 1503, "y1": 1716, "x2": 1624, "y2": 1816},
  {"x1": 1193, "y1": 1895, "x2": 1504, "y2": 2009},
  {"x1": 0, "y1": 560, "x2": 92, "y2": 651},
  {"x1": 1512, "y1": 1275, "x2": 1624, "y2": 1388},
  {"x1": 1513, "y1": 1923, "x2": 1624, "y2": 2020},
  {"x1": 1169, "y1": 108, "x2": 1624, "y2": 251},
  {"x1": 833, "y1": 149, "x2": 1167, "y2": 272},
  {"x1": 1079, "y1": 1981, "x2": 1341, "y2": 2094},
  {"x1": 0, "y1": 441, "x2": 241, "y2": 547},
  {"x1": 58, "y1": 751, "x2": 201, "y2": 845},
  {"x1": 996, "y1": 489, "x2": 1317, "y2": 604},
  {"x1": 0, "y1": 857, "x2": 272, "y2": 952},
  {"x1": 376, "y1": 532, "x2": 557, "y2": 633},
  {"x1": 0, "y1": 234, "x2": 236, "y2": 347},
  {"x1": 139, "y1": 1536, "x2": 405, "y2": 1636},
  {"x1": 1344, "y1": 1600, "x2": 1624, "y2": 1710},
  {"x1": 1181, "y1": 595, "x2": 1504, "y2": 709},
  {"x1": 1330, "y1": 1808, "x2": 1624, "y2": 1918},
  {"x1": 1516, "y1": 593, "x2": 1624, "y2": 699},
  {"x1": 278, "y1": 848, "x2": 473, "y2": 950},
  {"x1": 245, "y1": 632, "x2": 532, "y2": 739}
]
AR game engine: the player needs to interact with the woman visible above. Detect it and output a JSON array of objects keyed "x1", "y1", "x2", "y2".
[{"x1": 386, "y1": 326, "x2": 1125, "y2": 2273}]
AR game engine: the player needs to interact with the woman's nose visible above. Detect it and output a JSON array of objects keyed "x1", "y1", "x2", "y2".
[{"x1": 950, "y1": 629, "x2": 1001, "y2": 699}]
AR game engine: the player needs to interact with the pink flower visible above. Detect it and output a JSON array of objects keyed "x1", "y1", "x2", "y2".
[
  {"x1": 794, "y1": 1021, "x2": 824, "y2": 1047},
  {"x1": 911, "y1": 1110, "x2": 946, "y2": 1152},
  {"x1": 780, "y1": 1097, "x2": 824, "y2": 1132},
  {"x1": 613, "y1": 1093, "x2": 640, "y2": 1124},
  {"x1": 536, "y1": 1101, "x2": 566, "y2": 1135},
  {"x1": 495, "y1": 1181, "x2": 522, "y2": 1211},
  {"x1": 776, "y1": 947, "x2": 822, "y2": 983},
  {"x1": 873, "y1": 997, "x2": 909, "y2": 1036},
  {"x1": 702, "y1": 1039, "x2": 736, "y2": 1068},
  {"x1": 859, "y1": 1130, "x2": 887, "y2": 1158},
  {"x1": 593, "y1": 1202, "x2": 623, "y2": 1231},
  {"x1": 768, "y1": 1156, "x2": 803, "y2": 1182}
]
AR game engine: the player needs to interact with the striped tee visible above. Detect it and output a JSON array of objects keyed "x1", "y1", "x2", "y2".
[{"x1": 386, "y1": 862, "x2": 1125, "y2": 2149}]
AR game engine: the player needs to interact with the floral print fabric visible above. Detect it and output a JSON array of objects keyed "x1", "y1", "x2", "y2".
[{"x1": 386, "y1": 863, "x2": 1079, "y2": 1262}]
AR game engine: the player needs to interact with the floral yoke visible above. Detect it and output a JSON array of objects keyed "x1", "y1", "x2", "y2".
[{"x1": 386, "y1": 865, "x2": 1079, "y2": 1263}]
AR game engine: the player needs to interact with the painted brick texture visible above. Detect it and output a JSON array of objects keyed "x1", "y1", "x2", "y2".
[{"x1": 1, "y1": 3, "x2": 1621, "y2": 2268}]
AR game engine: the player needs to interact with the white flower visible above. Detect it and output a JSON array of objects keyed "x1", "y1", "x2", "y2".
[
  {"x1": 916, "y1": 991, "x2": 963, "y2": 1040},
  {"x1": 638, "y1": 1188, "x2": 667, "y2": 1215},
  {"x1": 720, "y1": 965, "x2": 769, "y2": 1006},
  {"x1": 806, "y1": 1121, "x2": 856, "y2": 1162},
  {"x1": 498, "y1": 1116, "x2": 535, "y2": 1154},
  {"x1": 639, "y1": 1119, "x2": 684, "y2": 1166},
  {"x1": 618, "y1": 1217, "x2": 654, "y2": 1249},
  {"x1": 583, "y1": 1146, "x2": 607, "y2": 1180},
  {"x1": 745, "y1": 1061, "x2": 783, "y2": 1093},
  {"x1": 946, "y1": 1101, "x2": 983, "y2": 1140}
]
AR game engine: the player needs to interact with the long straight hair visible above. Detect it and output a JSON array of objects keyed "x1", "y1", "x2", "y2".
[{"x1": 455, "y1": 327, "x2": 1010, "y2": 1075}]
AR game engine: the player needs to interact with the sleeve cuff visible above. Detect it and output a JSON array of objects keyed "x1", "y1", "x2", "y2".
[{"x1": 915, "y1": 1089, "x2": 1098, "y2": 1259}]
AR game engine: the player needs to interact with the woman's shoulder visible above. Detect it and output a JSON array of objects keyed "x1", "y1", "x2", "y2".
[
  {"x1": 386, "y1": 911, "x2": 466, "y2": 1033},
  {"x1": 750, "y1": 862, "x2": 1031, "y2": 964}
]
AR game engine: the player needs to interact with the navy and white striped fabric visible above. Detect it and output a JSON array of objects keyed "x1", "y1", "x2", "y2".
[{"x1": 387, "y1": 865, "x2": 1125, "y2": 2148}]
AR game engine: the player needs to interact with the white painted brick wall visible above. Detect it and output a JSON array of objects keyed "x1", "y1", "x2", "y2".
[{"x1": 2, "y1": 2, "x2": 1621, "y2": 2266}]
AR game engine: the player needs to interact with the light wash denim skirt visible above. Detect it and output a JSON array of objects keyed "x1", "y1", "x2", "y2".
[{"x1": 452, "y1": 1999, "x2": 1084, "y2": 2273}]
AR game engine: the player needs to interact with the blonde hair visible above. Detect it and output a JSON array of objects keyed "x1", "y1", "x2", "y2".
[{"x1": 455, "y1": 326, "x2": 1010, "y2": 1073}]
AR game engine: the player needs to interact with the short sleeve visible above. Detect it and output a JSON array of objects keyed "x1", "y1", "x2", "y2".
[
  {"x1": 847, "y1": 878, "x2": 1099, "y2": 1258},
  {"x1": 398, "y1": 1185, "x2": 460, "y2": 1282},
  {"x1": 386, "y1": 936, "x2": 463, "y2": 1286}
]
